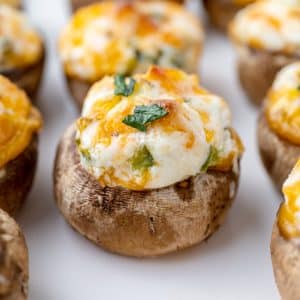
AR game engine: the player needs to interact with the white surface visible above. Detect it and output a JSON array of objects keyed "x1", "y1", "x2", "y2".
[{"x1": 17, "y1": 0, "x2": 280, "y2": 299}]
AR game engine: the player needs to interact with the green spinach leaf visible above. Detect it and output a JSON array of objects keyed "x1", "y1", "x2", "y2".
[
  {"x1": 123, "y1": 104, "x2": 168, "y2": 132},
  {"x1": 201, "y1": 146, "x2": 219, "y2": 172},
  {"x1": 114, "y1": 74, "x2": 136, "y2": 97},
  {"x1": 131, "y1": 146, "x2": 154, "y2": 170}
]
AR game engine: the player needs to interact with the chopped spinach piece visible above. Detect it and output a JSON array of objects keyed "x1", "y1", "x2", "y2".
[
  {"x1": 131, "y1": 146, "x2": 154, "y2": 170},
  {"x1": 135, "y1": 49, "x2": 163, "y2": 65},
  {"x1": 81, "y1": 149, "x2": 91, "y2": 162},
  {"x1": 114, "y1": 74, "x2": 136, "y2": 97},
  {"x1": 170, "y1": 55, "x2": 184, "y2": 69},
  {"x1": 135, "y1": 49, "x2": 143, "y2": 61},
  {"x1": 122, "y1": 104, "x2": 168, "y2": 132},
  {"x1": 152, "y1": 49, "x2": 163, "y2": 65},
  {"x1": 201, "y1": 146, "x2": 219, "y2": 172},
  {"x1": 75, "y1": 138, "x2": 81, "y2": 147}
]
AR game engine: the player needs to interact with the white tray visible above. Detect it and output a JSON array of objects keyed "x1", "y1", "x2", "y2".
[{"x1": 18, "y1": 0, "x2": 280, "y2": 299}]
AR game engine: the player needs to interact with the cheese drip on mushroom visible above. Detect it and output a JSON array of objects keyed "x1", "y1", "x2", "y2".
[
  {"x1": 266, "y1": 62, "x2": 300, "y2": 145},
  {"x1": 278, "y1": 159, "x2": 300, "y2": 240},
  {"x1": 0, "y1": 75, "x2": 42, "y2": 168}
]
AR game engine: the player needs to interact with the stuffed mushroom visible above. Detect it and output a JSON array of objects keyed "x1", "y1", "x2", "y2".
[
  {"x1": 0, "y1": 209, "x2": 28, "y2": 300},
  {"x1": 71, "y1": 0, "x2": 185, "y2": 12},
  {"x1": 229, "y1": 0, "x2": 300, "y2": 105},
  {"x1": 0, "y1": 75, "x2": 42, "y2": 215},
  {"x1": 258, "y1": 62, "x2": 300, "y2": 191},
  {"x1": 59, "y1": 1, "x2": 203, "y2": 108},
  {"x1": 271, "y1": 159, "x2": 300, "y2": 300},
  {"x1": 203, "y1": 0, "x2": 256, "y2": 31},
  {"x1": 54, "y1": 66, "x2": 244, "y2": 257},
  {"x1": 0, "y1": 5, "x2": 45, "y2": 101}
]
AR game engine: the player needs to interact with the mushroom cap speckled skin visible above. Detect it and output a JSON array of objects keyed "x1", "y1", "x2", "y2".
[
  {"x1": 271, "y1": 219, "x2": 300, "y2": 300},
  {"x1": 257, "y1": 112, "x2": 300, "y2": 192},
  {"x1": 0, "y1": 136, "x2": 38, "y2": 216},
  {"x1": 54, "y1": 123, "x2": 240, "y2": 257},
  {"x1": 0, "y1": 209, "x2": 29, "y2": 300},
  {"x1": 235, "y1": 46, "x2": 298, "y2": 105}
]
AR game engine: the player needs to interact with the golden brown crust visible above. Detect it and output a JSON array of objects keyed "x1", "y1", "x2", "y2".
[
  {"x1": 257, "y1": 112, "x2": 300, "y2": 192},
  {"x1": 271, "y1": 218, "x2": 300, "y2": 300},
  {"x1": 54, "y1": 123, "x2": 240, "y2": 257},
  {"x1": 203, "y1": 0, "x2": 243, "y2": 31},
  {"x1": 1, "y1": 44, "x2": 45, "y2": 102},
  {"x1": 236, "y1": 45, "x2": 298, "y2": 105},
  {"x1": 0, "y1": 209, "x2": 28, "y2": 300},
  {"x1": 71, "y1": 0, "x2": 185, "y2": 12},
  {"x1": 0, "y1": 136, "x2": 37, "y2": 216}
]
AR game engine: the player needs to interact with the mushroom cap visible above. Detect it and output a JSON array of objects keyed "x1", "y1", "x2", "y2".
[{"x1": 54, "y1": 123, "x2": 240, "y2": 257}]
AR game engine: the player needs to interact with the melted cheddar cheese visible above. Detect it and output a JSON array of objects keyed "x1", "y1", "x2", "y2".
[
  {"x1": 0, "y1": 75, "x2": 42, "y2": 168},
  {"x1": 266, "y1": 62, "x2": 300, "y2": 145},
  {"x1": 0, "y1": 0, "x2": 21, "y2": 8},
  {"x1": 76, "y1": 66, "x2": 244, "y2": 191},
  {"x1": 278, "y1": 159, "x2": 300, "y2": 240},
  {"x1": 59, "y1": 1, "x2": 203, "y2": 82},
  {"x1": 0, "y1": 5, "x2": 43, "y2": 70},
  {"x1": 230, "y1": 0, "x2": 300, "y2": 55}
]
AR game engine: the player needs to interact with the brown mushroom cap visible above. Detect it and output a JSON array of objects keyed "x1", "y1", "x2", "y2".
[
  {"x1": 0, "y1": 209, "x2": 28, "y2": 300},
  {"x1": 71, "y1": 0, "x2": 98, "y2": 12},
  {"x1": 271, "y1": 218, "x2": 300, "y2": 300},
  {"x1": 257, "y1": 111, "x2": 300, "y2": 192},
  {"x1": 54, "y1": 123, "x2": 240, "y2": 257},
  {"x1": 0, "y1": 136, "x2": 37, "y2": 216},
  {"x1": 203, "y1": 0, "x2": 244, "y2": 32},
  {"x1": 65, "y1": 76, "x2": 90, "y2": 110},
  {"x1": 234, "y1": 45, "x2": 298, "y2": 105}
]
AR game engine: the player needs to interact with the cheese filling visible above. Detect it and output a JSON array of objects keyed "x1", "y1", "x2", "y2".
[
  {"x1": 266, "y1": 62, "x2": 300, "y2": 145},
  {"x1": 0, "y1": 75, "x2": 42, "y2": 168},
  {"x1": 0, "y1": 5, "x2": 43, "y2": 70},
  {"x1": 59, "y1": 1, "x2": 203, "y2": 82},
  {"x1": 278, "y1": 159, "x2": 300, "y2": 240},
  {"x1": 76, "y1": 66, "x2": 243, "y2": 191},
  {"x1": 230, "y1": 0, "x2": 300, "y2": 56}
]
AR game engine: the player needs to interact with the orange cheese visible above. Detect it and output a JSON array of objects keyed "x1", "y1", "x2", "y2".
[
  {"x1": 230, "y1": 1, "x2": 300, "y2": 56},
  {"x1": 59, "y1": 1, "x2": 203, "y2": 82},
  {"x1": 76, "y1": 66, "x2": 243, "y2": 190},
  {"x1": 266, "y1": 62, "x2": 300, "y2": 145},
  {"x1": 0, "y1": 75, "x2": 42, "y2": 168},
  {"x1": 278, "y1": 160, "x2": 300, "y2": 240},
  {"x1": 0, "y1": 5, "x2": 42, "y2": 70}
]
